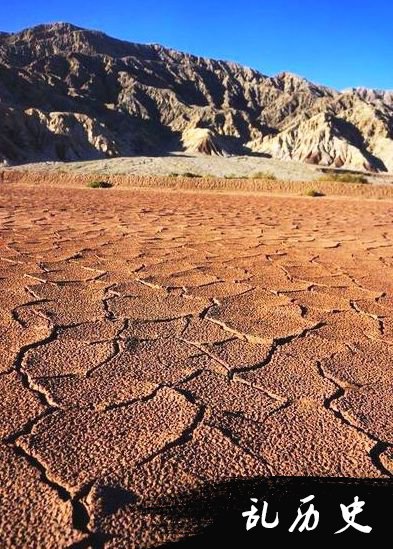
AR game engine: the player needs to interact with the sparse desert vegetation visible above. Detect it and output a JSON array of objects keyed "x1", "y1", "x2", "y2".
[
  {"x1": 4, "y1": 168, "x2": 393, "y2": 200},
  {"x1": 319, "y1": 173, "x2": 369, "y2": 184},
  {"x1": 12, "y1": 154, "x2": 392, "y2": 187},
  {"x1": 305, "y1": 189, "x2": 325, "y2": 197},
  {"x1": 182, "y1": 171, "x2": 203, "y2": 178},
  {"x1": 168, "y1": 171, "x2": 203, "y2": 178},
  {"x1": 87, "y1": 180, "x2": 113, "y2": 188},
  {"x1": 224, "y1": 173, "x2": 245, "y2": 179},
  {"x1": 250, "y1": 171, "x2": 277, "y2": 180}
]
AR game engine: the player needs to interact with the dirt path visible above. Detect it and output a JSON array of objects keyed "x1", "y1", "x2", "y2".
[{"x1": 1, "y1": 185, "x2": 392, "y2": 547}]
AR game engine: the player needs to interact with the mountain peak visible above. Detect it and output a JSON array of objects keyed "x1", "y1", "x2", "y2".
[
  {"x1": 28, "y1": 21, "x2": 83, "y2": 32},
  {"x1": 0, "y1": 22, "x2": 392, "y2": 172}
]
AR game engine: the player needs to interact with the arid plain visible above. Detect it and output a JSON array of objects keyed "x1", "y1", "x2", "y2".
[{"x1": 1, "y1": 175, "x2": 393, "y2": 547}]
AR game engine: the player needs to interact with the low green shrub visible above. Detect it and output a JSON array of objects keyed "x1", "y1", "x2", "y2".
[
  {"x1": 87, "y1": 180, "x2": 113, "y2": 188},
  {"x1": 319, "y1": 173, "x2": 368, "y2": 184},
  {"x1": 168, "y1": 172, "x2": 203, "y2": 178},
  {"x1": 250, "y1": 171, "x2": 277, "y2": 180},
  {"x1": 182, "y1": 172, "x2": 203, "y2": 178},
  {"x1": 305, "y1": 189, "x2": 325, "y2": 197},
  {"x1": 224, "y1": 173, "x2": 246, "y2": 179}
]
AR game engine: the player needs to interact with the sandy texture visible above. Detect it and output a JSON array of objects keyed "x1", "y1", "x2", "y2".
[
  {"x1": 6, "y1": 154, "x2": 393, "y2": 184},
  {"x1": 3, "y1": 167, "x2": 393, "y2": 202},
  {"x1": 1, "y1": 183, "x2": 393, "y2": 547}
]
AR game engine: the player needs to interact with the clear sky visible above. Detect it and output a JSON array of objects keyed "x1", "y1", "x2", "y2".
[{"x1": 1, "y1": 0, "x2": 392, "y2": 90}]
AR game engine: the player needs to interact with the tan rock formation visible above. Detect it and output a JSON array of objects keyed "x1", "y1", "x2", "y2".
[{"x1": 0, "y1": 23, "x2": 392, "y2": 171}]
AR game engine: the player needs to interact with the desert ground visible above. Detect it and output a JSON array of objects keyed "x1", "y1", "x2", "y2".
[
  {"x1": 1, "y1": 175, "x2": 393, "y2": 547},
  {"x1": 11, "y1": 153, "x2": 393, "y2": 184}
]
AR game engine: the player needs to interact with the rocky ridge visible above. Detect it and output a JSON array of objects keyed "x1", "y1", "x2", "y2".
[{"x1": 0, "y1": 22, "x2": 392, "y2": 172}]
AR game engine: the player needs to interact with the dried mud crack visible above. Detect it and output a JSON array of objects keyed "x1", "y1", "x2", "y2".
[
  {"x1": 1, "y1": 184, "x2": 393, "y2": 547},
  {"x1": 316, "y1": 360, "x2": 392, "y2": 478}
]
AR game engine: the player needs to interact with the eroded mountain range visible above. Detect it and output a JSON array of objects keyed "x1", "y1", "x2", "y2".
[{"x1": 1, "y1": 22, "x2": 392, "y2": 172}]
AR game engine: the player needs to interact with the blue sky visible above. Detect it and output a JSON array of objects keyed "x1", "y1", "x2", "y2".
[{"x1": 1, "y1": 0, "x2": 392, "y2": 90}]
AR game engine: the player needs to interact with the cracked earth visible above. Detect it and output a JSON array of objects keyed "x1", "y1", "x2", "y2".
[{"x1": 1, "y1": 185, "x2": 393, "y2": 548}]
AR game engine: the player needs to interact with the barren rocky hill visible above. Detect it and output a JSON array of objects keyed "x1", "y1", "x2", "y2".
[{"x1": 0, "y1": 22, "x2": 392, "y2": 172}]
